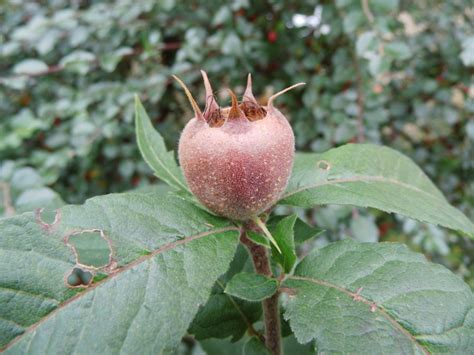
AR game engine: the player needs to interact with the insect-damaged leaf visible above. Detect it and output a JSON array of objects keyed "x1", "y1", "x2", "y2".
[{"x1": 0, "y1": 187, "x2": 240, "y2": 352}]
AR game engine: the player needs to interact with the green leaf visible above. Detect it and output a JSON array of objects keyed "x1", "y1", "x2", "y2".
[
  {"x1": 59, "y1": 50, "x2": 95, "y2": 75},
  {"x1": 134, "y1": 96, "x2": 190, "y2": 193},
  {"x1": 371, "y1": 0, "x2": 399, "y2": 13},
  {"x1": 342, "y1": 10, "x2": 365, "y2": 34},
  {"x1": 225, "y1": 272, "x2": 278, "y2": 302},
  {"x1": 368, "y1": 54, "x2": 392, "y2": 76},
  {"x1": 269, "y1": 215, "x2": 324, "y2": 245},
  {"x1": 350, "y1": 214, "x2": 379, "y2": 242},
  {"x1": 283, "y1": 240, "x2": 474, "y2": 354},
  {"x1": 283, "y1": 335, "x2": 316, "y2": 355},
  {"x1": 188, "y1": 280, "x2": 262, "y2": 342},
  {"x1": 199, "y1": 338, "x2": 245, "y2": 355},
  {"x1": 243, "y1": 337, "x2": 271, "y2": 355},
  {"x1": 271, "y1": 215, "x2": 297, "y2": 273},
  {"x1": 385, "y1": 41, "x2": 412, "y2": 60},
  {"x1": 356, "y1": 31, "x2": 378, "y2": 58},
  {"x1": 0, "y1": 188, "x2": 240, "y2": 352},
  {"x1": 12, "y1": 59, "x2": 48, "y2": 75},
  {"x1": 460, "y1": 36, "x2": 474, "y2": 67},
  {"x1": 246, "y1": 231, "x2": 271, "y2": 248},
  {"x1": 281, "y1": 144, "x2": 474, "y2": 238}
]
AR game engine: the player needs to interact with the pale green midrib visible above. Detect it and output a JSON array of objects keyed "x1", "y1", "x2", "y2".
[
  {"x1": 288, "y1": 275, "x2": 429, "y2": 355},
  {"x1": 244, "y1": 280, "x2": 275, "y2": 290},
  {"x1": 281, "y1": 174, "x2": 473, "y2": 233},
  {"x1": 136, "y1": 104, "x2": 189, "y2": 192},
  {"x1": 2, "y1": 226, "x2": 240, "y2": 352},
  {"x1": 283, "y1": 175, "x2": 444, "y2": 201}
]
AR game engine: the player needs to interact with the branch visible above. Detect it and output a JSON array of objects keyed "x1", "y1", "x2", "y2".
[
  {"x1": 0, "y1": 181, "x2": 15, "y2": 216},
  {"x1": 361, "y1": 0, "x2": 375, "y2": 24},
  {"x1": 241, "y1": 225, "x2": 282, "y2": 355},
  {"x1": 352, "y1": 50, "x2": 366, "y2": 143}
]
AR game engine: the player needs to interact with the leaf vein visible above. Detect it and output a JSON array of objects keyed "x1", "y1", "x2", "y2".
[
  {"x1": 289, "y1": 275, "x2": 429, "y2": 355},
  {"x1": 1, "y1": 226, "x2": 239, "y2": 352}
]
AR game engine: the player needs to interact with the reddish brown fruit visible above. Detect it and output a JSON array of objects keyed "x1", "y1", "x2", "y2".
[
  {"x1": 267, "y1": 31, "x2": 278, "y2": 43},
  {"x1": 176, "y1": 71, "x2": 304, "y2": 221}
]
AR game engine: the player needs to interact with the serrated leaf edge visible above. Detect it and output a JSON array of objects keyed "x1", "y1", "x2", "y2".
[
  {"x1": 281, "y1": 174, "x2": 474, "y2": 237},
  {"x1": 286, "y1": 276, "x2": 429, "y2": 354},
  {"x1": 2, "y1": 226, "x2": 240, "y2": 351}
]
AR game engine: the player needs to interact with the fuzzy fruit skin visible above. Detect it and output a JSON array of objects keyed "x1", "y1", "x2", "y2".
[{"x1": 179, "y1": 107, "x2": 294, "y2": 221}]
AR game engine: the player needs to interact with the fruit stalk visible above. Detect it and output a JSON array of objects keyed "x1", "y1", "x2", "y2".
[{"x1": 241, "y1": 224, "x2": 282, "y2": 355}]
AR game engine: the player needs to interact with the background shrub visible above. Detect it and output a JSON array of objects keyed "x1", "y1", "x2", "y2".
[{"x1": 1, "y1": 0, "x2": 473, "y2": 285}]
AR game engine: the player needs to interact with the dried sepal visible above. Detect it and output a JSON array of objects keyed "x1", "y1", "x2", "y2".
[
  {"x1": 172, "y1": 75, "x2": 203, "y2": 120},
  {"x1": 267, "y1": 82, "x2": 306, "y2": 109},
  {"x1": 240, "y1": 73, "x2": 266, "y2": 122},
  {"x1": 242, "y1": 73, "x2": 258, "y2": 104},
  {"x1": 227, "y1": 89, "x2": 246, "y2": 121},
  {"x1": 200, "y1": 70, "x2": 224, "y2": 127}
]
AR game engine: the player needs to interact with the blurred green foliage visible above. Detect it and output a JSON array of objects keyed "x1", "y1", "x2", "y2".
[{"x1": 0, "y1": 0, "x2": 473, "y2": 284}]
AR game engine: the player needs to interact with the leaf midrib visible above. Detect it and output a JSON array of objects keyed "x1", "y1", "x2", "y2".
[
  {"x1": 283, "y1": 175, "x2": 442, "y2": 201},
  {"x1": 2, "y1": 226, "x2": 240, "y2": 351},
  {"x1": 288, "y1": 275, "x2": 429, "y2": 355}
]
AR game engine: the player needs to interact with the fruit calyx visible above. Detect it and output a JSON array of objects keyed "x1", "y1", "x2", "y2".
[{"x1": 173, "y1": 71, "x2": 305, "y2": 128}]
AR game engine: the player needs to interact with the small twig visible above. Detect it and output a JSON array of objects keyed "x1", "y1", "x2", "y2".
[
  {"x1": 361, "y1": 0, "x2": 375, "y2": 25},
  {"x1": 352, "y1": 50, "x2": 366, "y2": 143},
  {"x1": 0, "y1": 181, "x2": 15, "y2": 216},
  {"x1": 241, "y1": 225, "x2": 282, "y2": 355}
]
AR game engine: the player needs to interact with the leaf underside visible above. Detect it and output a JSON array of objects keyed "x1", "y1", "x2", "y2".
[
  {"x1": 281, "y1": 144, "x2": 474, "y2": 238},
  {"x1": 0, "y1": 188, "x2": 240, "y2": 353},
  {"x1": 283, "y1": 240, "x2": 474, "y2": 354}
]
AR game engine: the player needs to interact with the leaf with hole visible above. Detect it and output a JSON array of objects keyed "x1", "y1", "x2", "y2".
[
  {"x1": 283, "y1": 240, "x2": 474, "y2": 354},
  {"x1": 0, "y1": 187, "x2": 240, "y2": 352}
]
